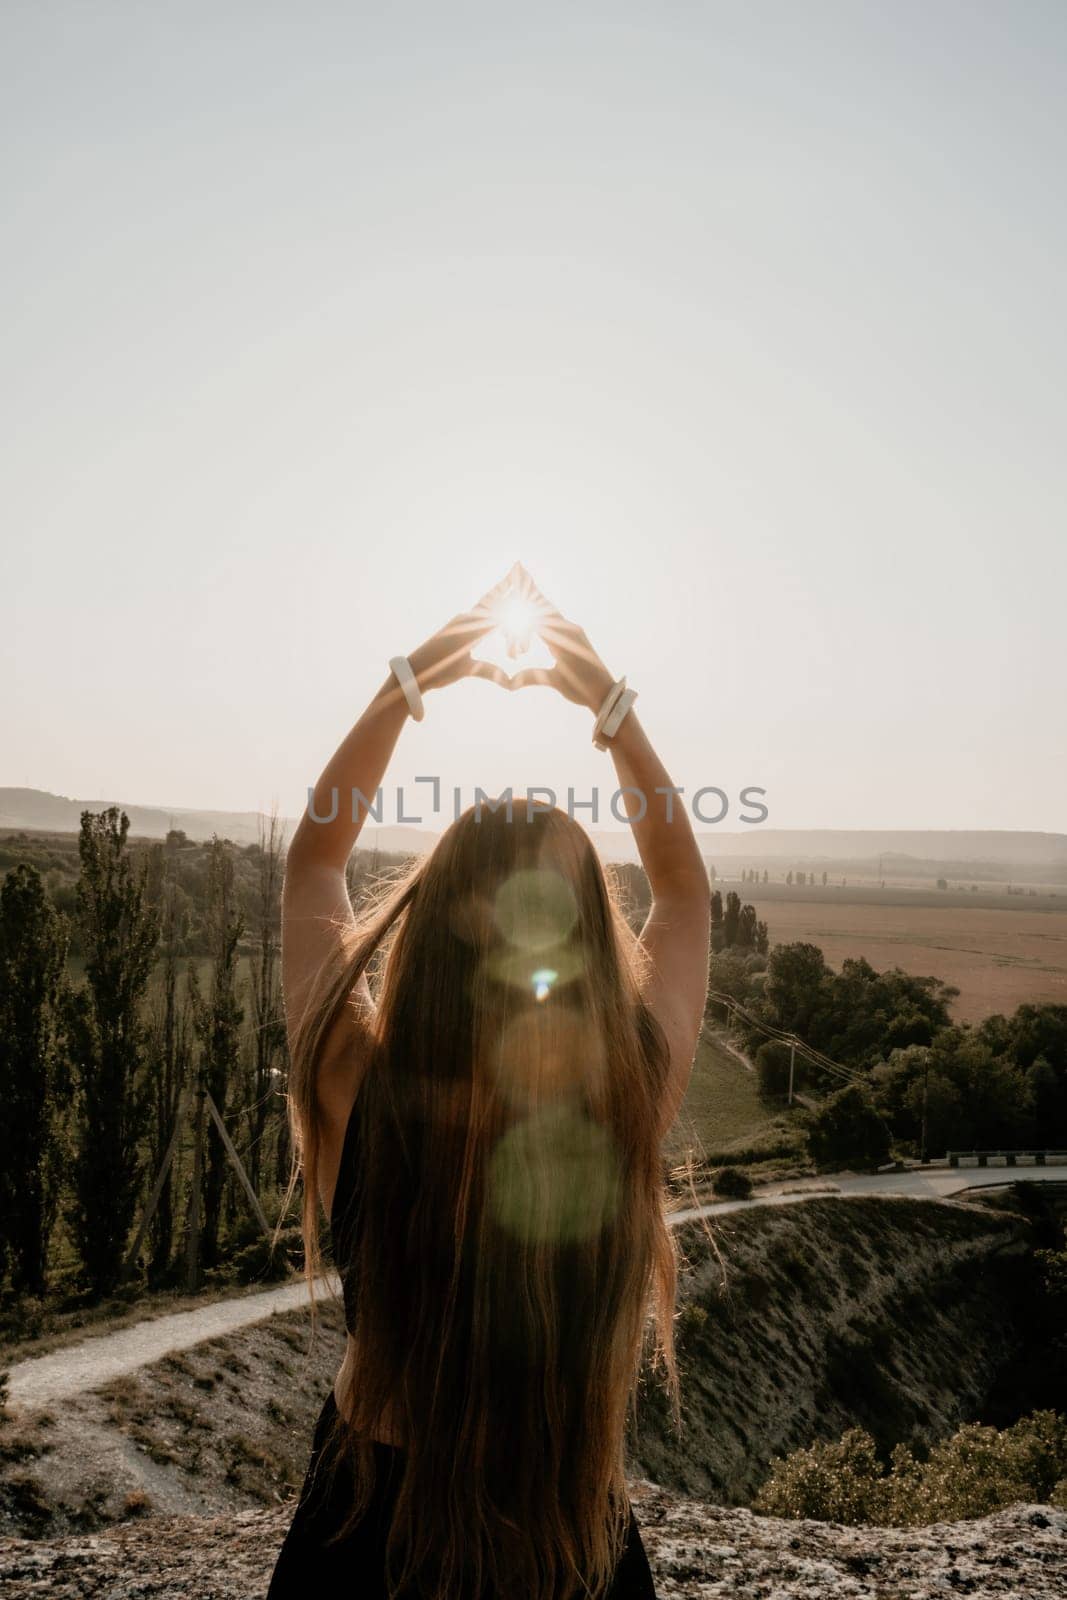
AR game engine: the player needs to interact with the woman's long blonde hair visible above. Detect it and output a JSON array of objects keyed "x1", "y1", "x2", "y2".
[{"x1": 286, "y1": 799, "x2": 689, "y2": 1599}]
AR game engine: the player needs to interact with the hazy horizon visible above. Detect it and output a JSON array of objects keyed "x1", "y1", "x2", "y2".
[{"x1": 4, "y1": 4, "x2": 1065, "y2": 832}]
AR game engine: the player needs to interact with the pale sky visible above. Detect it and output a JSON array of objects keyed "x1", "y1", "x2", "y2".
[{"x1": 3, "y1": 2, "x2": 1065, "y2": 833}]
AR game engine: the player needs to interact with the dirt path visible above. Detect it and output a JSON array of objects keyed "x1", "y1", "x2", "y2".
[{"x1": 5, "y1": 1277, "x2": 332, "y2": 1412}]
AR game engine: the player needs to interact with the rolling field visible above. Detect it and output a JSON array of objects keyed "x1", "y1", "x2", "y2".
[{"x1": 723, "y1": 887, "x2": 1067, "y2": 1024}]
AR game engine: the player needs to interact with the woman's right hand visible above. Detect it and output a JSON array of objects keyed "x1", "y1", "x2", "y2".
[
  {"x1": 507, "y1": 566, "x2": 616, "y2": 713},
  {"x1": 404, "y1": 570, "x2": 518, "y2": 695}
]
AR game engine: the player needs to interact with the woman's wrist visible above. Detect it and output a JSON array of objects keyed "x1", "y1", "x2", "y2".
[{"x1": 584, "y1": 664, "x2": 616, "y2": 713}]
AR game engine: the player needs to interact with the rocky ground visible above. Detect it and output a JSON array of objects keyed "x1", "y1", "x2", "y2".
[{"x1": 0, "y1": 1484, "x2": 1064, "y2": 1598}]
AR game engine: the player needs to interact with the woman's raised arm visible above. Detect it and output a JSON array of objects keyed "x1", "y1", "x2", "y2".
[
  {"x1": 282, "y1": 578, "x2": 513, "y2": 1064},
  {"x1": 509, "y1": 571, "x2": 711, "y2": 1133}
]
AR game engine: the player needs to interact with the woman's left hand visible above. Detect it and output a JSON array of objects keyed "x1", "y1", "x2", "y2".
[{"x1": 406, "y1": 569, "x2": 518, "y2": 693}]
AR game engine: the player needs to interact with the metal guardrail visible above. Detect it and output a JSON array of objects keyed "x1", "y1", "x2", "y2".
[{"x1": 946, "y1": 1149, "x2": 1067, "y2": 1168}]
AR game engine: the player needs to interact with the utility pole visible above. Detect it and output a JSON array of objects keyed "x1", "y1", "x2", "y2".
[
  {"x1": 788, "y1": 1041, "x2": 796, "y2": 1107},
  {"x1": 185, "y1": 1068, "x2": 206, "y2": 1291},
  {"x1": 920, "y1": 1057, "x2": 929, "y2": 1165},
  {"x1": 122, "y1": 1089, "x2": 185, "y2": 1283},
  {"x1": 205, "y1": 1091, "x2": 270, "y2": 1237}
]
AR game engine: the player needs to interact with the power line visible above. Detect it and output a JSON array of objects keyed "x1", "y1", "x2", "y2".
[{"x1": 706, "y1": 989, "x2": 864, "y2": 1088}]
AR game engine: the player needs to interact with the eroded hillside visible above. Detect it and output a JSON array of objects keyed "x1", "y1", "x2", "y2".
[{"x1": 632, "y1": 1193, "x2": 1034, "y2": 1503}]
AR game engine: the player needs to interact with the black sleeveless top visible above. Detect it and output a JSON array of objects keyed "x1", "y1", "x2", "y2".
[
  {"x1": 330, "y1": 1091, "x2": 365, "y2": 1335},
  {"x1": 284, "y1": 1089, "x2": 661, "y2": 1598}
]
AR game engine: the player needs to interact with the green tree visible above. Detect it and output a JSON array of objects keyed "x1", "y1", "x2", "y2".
[
  {"x1": 189, "y1": 837, "x2": 245, "y2": 1272},
  {"x1": 143, "y1": 840, "x2": 194, "y2": 1284},
  {"x1": 755, "y1": 1040, "x2": 793, "y2": 1099},
  {"x1": 806, "y1": 1083, "x2": 891, "y2": 1171},
  {"x1": 763, "y1": 942, "x2": 830, "y2": 1040},
  {"x1": 66, "y1": 809, "x2": 160, "y2": 1295},
  {"x1": 245, "y1": 813, "x2": 285, "y2": 1196},
  {"x1": 736, "y1": 903, "x2": 758, "y2": 949},
  {"x1": 0, "y1": 865, "x2": 68, "y2": 1294},
  {"x1": 818, "y1": 959, "x2": 955, "y2": 1067},
  {"x1": 706, "y1": 950, "x2": 752, "y2": 1015},
  {"x1": 723, "y1": 891, "x2": 741, "y2": 947},
  {"x1": 1024, "y1": 1056, "x2": 1065, "y2": 1145},
  {"x1": 929, "y1": 1032, "x2": 1034, "y2": 1148},
  {"x1": 710, "y1": 889, "x2": 723, "y2": 952}
]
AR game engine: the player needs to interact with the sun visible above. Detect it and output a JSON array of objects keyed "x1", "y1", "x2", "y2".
[
  {"x1": 492, "y1": 590, "x2": 542, "y2": 656},
  {"x1": 471, "y1": 566, "x2": 555, "y2": 678}
]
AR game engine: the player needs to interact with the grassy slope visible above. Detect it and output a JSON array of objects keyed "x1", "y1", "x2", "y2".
[{"x1": 664, "y1": 1028, "x2": 811, "y2": 1186}]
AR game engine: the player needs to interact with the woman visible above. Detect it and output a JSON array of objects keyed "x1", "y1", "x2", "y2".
[{"x1": 268, "y1": 566, "x2": 711, "y2": 1600}]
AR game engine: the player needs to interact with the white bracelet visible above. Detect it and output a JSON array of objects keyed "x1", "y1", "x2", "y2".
[
  {"x1": 389, "y1": 656, "x2": 425, "y2": 722},
  {"x1": 592, "y1": 678, "x2": 626, "y2": 744},
  {"x1": 594, "y1": 687, "x2": 637, "y2": 751}
]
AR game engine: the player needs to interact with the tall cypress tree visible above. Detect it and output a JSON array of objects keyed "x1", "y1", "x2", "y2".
[
  {"x1": 0, "y1": 865, "x2": 68, "y2": 1294},
  {"x1": 189, "y1": 837, "x2": 244, "y2": 1271},
  {"x1": 246, "y1": 814, "x2": 284, "y2": 1198},
  {"x1": 66, "y1": 808, "x2": 160, "y2": 1296},
  {"x1": 144, "y1": 839, "x2": 193, "y2": 1284},
  {"x1": 723, "y1": 891, "x2": 741, "y2": 948}
]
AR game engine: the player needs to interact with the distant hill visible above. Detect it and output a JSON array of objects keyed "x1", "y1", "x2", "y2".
[
  {"x1": 2, "y1": 789, "x2": 1065, "y2": 880},
  {"x1": 0, "y1": 788, "x2": 298, "y2": 850},
  {"x1": 685, "y1": 827, "x2": 1067, "y2": 885},
  {"x1": 690, "y1": 827, "x2": 1067, "y2": 866}
]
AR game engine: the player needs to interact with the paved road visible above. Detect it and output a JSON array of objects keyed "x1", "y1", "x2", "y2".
[
  {"x1": 5, "y1": 1165, "x2": 1065, "y2": 1410},
  {"x1": 674, "y1": 1162, "x2": 1067, "y2": 1222}
]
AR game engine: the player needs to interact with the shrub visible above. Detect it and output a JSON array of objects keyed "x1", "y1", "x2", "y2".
[
  {"x1": 230, "y1": 1226, "x2": 302, "y2": 1285},
  {"x1": 677, "y1": 1301, "x2": 709, "y2": 1338},
  {"x1": 755, "y1": 1410, "x2": 1067, "y2": 1526},
  {"x1": 712, "y1": 1166, "x2": 754, "y2": 1200},
  {"x1": 755, "y1": 1427, "x2": 890, "y2": 1523},
  {"x1": 907, "y1": 1411, "x2": 1067, "y2": 1522}
]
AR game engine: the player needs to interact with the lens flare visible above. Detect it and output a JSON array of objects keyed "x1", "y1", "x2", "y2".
[
  {"x1": 487, "y1": 1103, "x2": 621, "y2": 1243},
  {"x1": 493, "y1": 869, "x2": 579, "y2": 952},
  {"x1": 487, "y1": 1008, "x2": 607, "y2": 1107},
  {"x1": 531, "y1": 968, "x2": 557, "y2": 1001}
]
